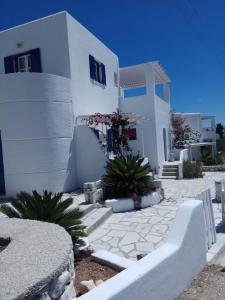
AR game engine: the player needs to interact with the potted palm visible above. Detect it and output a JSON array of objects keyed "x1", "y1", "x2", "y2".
[{"x1": 102, "y1": 154, "x2": 157, "y2": 212}]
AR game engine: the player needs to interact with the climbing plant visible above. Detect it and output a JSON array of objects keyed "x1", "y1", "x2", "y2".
[
  {"x1": 82, "y1": 112, "x2": 134, "y2": 155},
  {"x1": 171, "y1": 114, "x2": 201, "y2": 148}
]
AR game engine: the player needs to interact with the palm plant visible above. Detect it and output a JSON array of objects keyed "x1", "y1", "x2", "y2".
[
  {"x1": 102, "y1": 155, "x2": 155, "y2": 207},
  {"x1": 0, "y1": 190, "x2": 86, "y2": 255}
]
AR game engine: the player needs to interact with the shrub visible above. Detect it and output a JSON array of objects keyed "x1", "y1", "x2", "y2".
[
  {"x1": 183, "y1": 160, "x2": 203, "y2": 178},
  {"x1": 102, "y1": 154, "x2": 155, "y2": 200},
  {"x1": 0, "y1": 191, "x2": 86, "y2": 256},
  {"x1": 217, "y1": 138, "x2": 225, "y2": 153},
  {"x1": 201, "y1": 145, "x2": 224, "y2": 166}
]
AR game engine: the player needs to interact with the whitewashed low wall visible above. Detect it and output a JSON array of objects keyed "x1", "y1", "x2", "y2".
[
  {"x1": 105, "y1": 192, "x2": 160, "y2": 212},
  {"x1": 78, "y1": 200, "x2": 206, "y2": 300}
]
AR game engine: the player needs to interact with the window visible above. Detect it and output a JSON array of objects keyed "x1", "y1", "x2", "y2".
[
  {"x1": 17, "y1": 54, "x2": 31, "y2": 72},
  {"x1": 89, "y1": 55, "x2": 106, "y2": 86},
  {"x1": 128, "y1": 128, "x2": 137, "y2": 140},
  {"x1": 4, "y1": 48, "x2": 42, "y2": 74}
]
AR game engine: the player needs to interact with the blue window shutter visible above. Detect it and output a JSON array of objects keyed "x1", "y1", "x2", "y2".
[
  {"x1": 107, "y1": 129, "x2": 113, "y2": 152},
  {"x1": 4, "y1": 56, "x2": 15, "y2": 74},
  {"x1": 89, "y1": 55, "x2": 96, "y2": 80},
  {"x1": 102, "y1": 63, "x2": 106, "y2": 85},
  {"x1": 30, "y1": 48, "x2": 42, "y2": 72}
]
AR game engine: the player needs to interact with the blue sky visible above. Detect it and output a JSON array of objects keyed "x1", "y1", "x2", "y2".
[{"x1": 1, "y1": 0, "x2": 225, "y2": 124}]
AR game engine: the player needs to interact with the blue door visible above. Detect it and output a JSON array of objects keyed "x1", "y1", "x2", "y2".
[{"x1": 0, "y1": 131, "x2": 5, "y2": 195}]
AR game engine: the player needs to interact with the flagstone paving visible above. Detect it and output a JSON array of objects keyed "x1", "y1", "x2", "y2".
[{"x1": 89, "y1": 172, "x2": 225, "y2": 260}]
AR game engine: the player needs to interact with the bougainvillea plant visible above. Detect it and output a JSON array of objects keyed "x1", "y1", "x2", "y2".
[
  {"x1": 171, "y1": 114, "x2": 201, "y2": 148},
  {"x1": 82, "y1": 112, "x2": 133, "y2": 155}
]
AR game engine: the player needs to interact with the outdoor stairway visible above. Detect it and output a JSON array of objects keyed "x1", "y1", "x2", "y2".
[
  {"x1": 161, "y1": 163, "x2": 179, "y2": 179},
  {"x1": 81, "y1": 205, "x2": 112, "y2": 235},
  {"x1": 63, "y1": 192, "x2": 113, "y2": 235}
]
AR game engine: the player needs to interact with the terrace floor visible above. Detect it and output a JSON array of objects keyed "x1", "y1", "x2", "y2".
[{"x1": 89, "y1": 172, "x2": 225, "y2": 260}]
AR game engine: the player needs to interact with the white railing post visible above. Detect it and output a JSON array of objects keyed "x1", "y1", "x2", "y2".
[{"x1": 221, "y1": 179, "x2": 225, "y2": 224}]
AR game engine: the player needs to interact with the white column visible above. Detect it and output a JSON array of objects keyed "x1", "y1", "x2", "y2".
[
  {"x1": 163, "y1": 83, "x2": 170, "y2": 104},
  {"x1": 144, "y1": 63, "x2": 159, "y2": 172}
]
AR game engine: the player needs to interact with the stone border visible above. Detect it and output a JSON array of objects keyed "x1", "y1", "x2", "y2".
[
  {"x1": 0, "y1": 218, "x2": 75, "y2": 300},
  {"x1": 91, "y1": 250, "x2": 135, "y2": 271},
  {"x1": 202, "y1": 165, "x2": 225, "y2": 172},
  {"x1": 105, "y1": 192, "x2": 160, "y2": 213}
]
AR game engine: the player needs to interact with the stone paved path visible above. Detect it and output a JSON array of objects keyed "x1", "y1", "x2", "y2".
[{"x1": 89, "y1": 172, "x2": 225, "y2": 260}]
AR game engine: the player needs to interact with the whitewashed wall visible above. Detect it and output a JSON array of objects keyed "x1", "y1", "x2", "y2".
[
  {"x1": 78, "y1": 200, "x2": 206, "y2": 300},
  {"x1": 0, "y1": 73, "x2": 75, "y2": 196},
  {"x1": 75, "y1": 125, "x2": 107, "y2": 187},
  {"x1": 121, "y1": 94, "x2": 170, "y2": 172},
  {"x1": 120, "y1": 94, "x2": 154, "y2": 159},
  {"x1": 154, "y1": 95, "x2": 170, "y2": 168},
  {"x1": 0, "y1": 12, "x2": 71, "y2": 78},
  {"x1": 66, "y1": 13, "x2": 119, "y2": 117}
]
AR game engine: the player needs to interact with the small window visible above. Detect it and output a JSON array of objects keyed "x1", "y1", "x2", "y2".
[
  {"x1": 89, "y1": 55, "x2": 106, "y2": 86},
  {"x1": 128, "y1": 128, "x2": 137, "y2": 140},
  {"x1": 4, "y1": 48, "x2": 42, "y2": 74},
  {"x1": 17, "y1": 54, "x2": 31, "y2": 72}
]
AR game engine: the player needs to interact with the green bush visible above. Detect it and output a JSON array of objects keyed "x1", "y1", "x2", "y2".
[
  {"x1": 102, "y1": 154, "x2": 155, "y2": 199},
  {"x1": 217, "y1": 138, "x2": 225, "y2": 153},
  {"x1": 183, "y1": 160, "x2": 203, "y2": 178},
  {"x1": 201, "y1": 145, "x2": 223, "y2": 166},
  {"x1": 0, "y1": 191, "x2": 86, "y2": 256}
]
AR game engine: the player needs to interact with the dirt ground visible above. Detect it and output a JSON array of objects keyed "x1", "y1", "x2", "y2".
[
  {"x1": 75, "y1": 255, "x2": 119, "y2": 297},
  {"x1": 176, "y1": 265, "x2": 225, "y2": 300}
]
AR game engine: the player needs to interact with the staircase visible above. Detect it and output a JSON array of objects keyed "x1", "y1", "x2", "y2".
[
  {"x1": 81, "y1": 204, "x2": 112, "y2": 235},
  {"x1": 161, "y1": 163, "x2": 179, "y2": 179},
  {"x1": 63, "y1": 192, "x2": 113, "y2": 235}
]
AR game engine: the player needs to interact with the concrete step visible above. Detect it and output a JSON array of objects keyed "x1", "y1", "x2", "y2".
[
  {"x1": 162, "y1": 172, "x2": 178, "y2": 176},
  {"x1": 79, "y1": 204, "x2": 96, "y2": 217},
  {"x1": 163, "y1": 167, "x2": 178, "y2": 172},
  {"x1": 82, "y1": 207, "x2": 113, "y2": 235},
  {"x1": 160, "y1": 175, "x2": 178, "y2": 179},
  {"x1": 163, "y1": 165, "x2": 179, "y2": 169}
]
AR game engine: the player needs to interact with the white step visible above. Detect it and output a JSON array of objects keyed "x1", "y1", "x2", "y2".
[
  {"x1": 82, "y1": 207, "x2": 113, "y2": 235},
  {"x1": 79, "y1": 204, "x2": 96, "y2": 216},
  {"x1": 160, "y1": 175, "x2": 177, "y2": 179}
]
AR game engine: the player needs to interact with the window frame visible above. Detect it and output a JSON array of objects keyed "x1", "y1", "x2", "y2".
[
  {"x1": 89, "y1": 55, "x2": 106, "y2": 86},
  {"x1": 17, "y1": 54, "x2": 31, "y2": 73}
]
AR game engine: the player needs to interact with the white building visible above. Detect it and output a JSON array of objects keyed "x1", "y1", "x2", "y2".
[
  {"x1": 120, "y1": 62, "x2": 171, "y2": 174},
  {"x1": 0, "y1": 11, "x2": 171, "y2": 196},
  {"x1": 172, "y1": 112, "x2": 217, "y2": 160},
  {"x1": 173, "y1": 112, "x2": 216, "y2": 143}
]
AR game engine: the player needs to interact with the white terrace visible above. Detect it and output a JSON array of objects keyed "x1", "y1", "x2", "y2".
[
  {"x1": 119, "y1": 62, "x2": 171, "y2": 174},
  {"x1": 119, "y1": 61, "x2": 170, "y2": 103}
]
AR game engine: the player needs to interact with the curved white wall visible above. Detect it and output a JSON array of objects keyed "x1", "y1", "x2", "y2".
[
  {"x1": 0, "y1": 73, "x2": 75, "y2": 196},
  {"x1": 79, "y1": 200, "x2": 206, "y2": 300},
  {"x1": 75, "y1": 125, "x2": 107, "y2": 186}
]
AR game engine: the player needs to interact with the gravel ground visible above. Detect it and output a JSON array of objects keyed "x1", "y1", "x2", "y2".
[
  {"x1": 176, "y1": 265, "x2": 225, "y2": 300},
  {"x1": 75, "y1": 255, "x2": 119, "y2": 297}
]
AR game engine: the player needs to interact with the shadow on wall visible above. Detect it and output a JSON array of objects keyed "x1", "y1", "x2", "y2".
[
  {"x1": 64, "y1": 125, "x2": 108, "y2": 191},
  {"x1": 63, "y1": 126, "x2": 78, "y2": 192}
]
